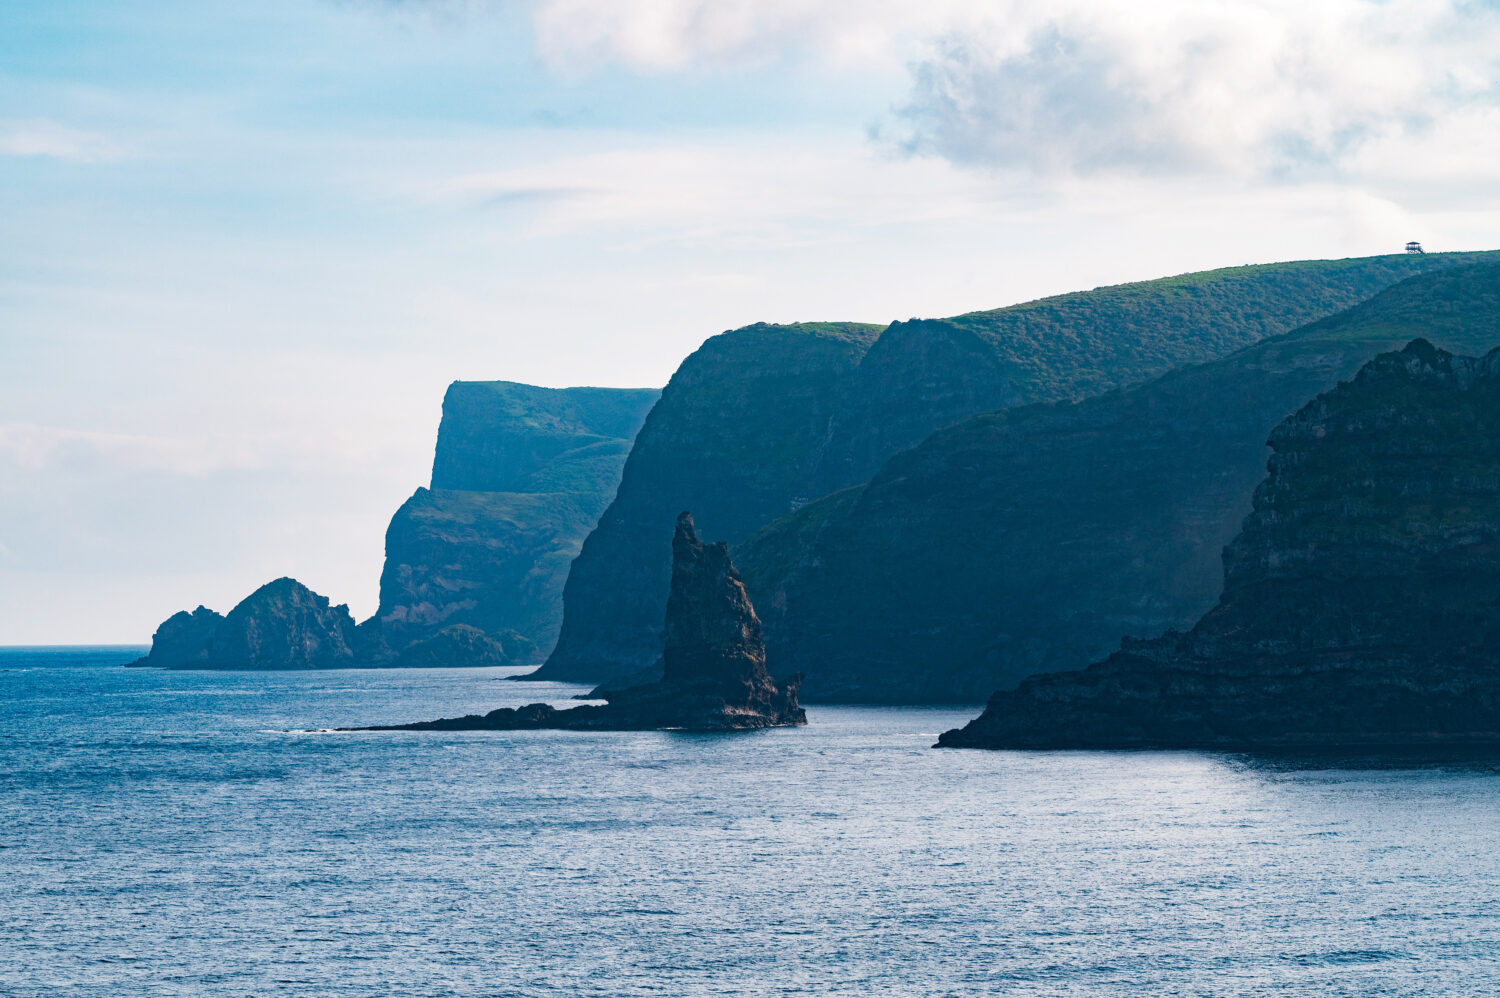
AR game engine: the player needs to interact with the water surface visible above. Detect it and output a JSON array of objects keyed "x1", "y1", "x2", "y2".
[{"x1": 3, "y1": 649, "x2": 1499, "y2": 996}]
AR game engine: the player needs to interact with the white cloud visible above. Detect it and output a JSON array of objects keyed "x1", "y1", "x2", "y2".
[
  {"x1": 519, "y1": 0, "x2": 1500, "y2": 182},
  {"x1": 0, "y1": 120, "x2": 124, "y2": 162},
  {"x1": 892, "y1": 0, "x2": 1500, "y2": 181}
]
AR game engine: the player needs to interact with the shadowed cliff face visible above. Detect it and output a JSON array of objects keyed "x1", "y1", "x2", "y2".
[
  {"x1": 359, "y1": 512, "x2": 803, "y2": 732},
  {"x1": 742, "y1": 262, "x2": 1500, "y2": 703},
  {"x1": 940, "y1": 339, "x2": 1500, "y2": 750},
  {"x1": 375, "y1": 382, "x2": 658, "y2": 659},
  {"x1": 540, "y1": 252, "x2": 1500, "y2": 687}
]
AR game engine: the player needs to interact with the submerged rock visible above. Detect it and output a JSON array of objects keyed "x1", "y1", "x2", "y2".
[
  {"x1": 939, "y1": 340, "x2": 1500, "y2": 750},
  {"x1": 360, "y1": 512, "x2": 804, "y2": 732}
]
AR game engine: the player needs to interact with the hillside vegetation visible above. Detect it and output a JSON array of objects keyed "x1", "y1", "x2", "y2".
[{"x1": 741, "y1": 261, "x2": 1500, "y2": 702}]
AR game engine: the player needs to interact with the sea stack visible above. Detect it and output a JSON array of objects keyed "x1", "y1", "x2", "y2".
[
  {"x1": 940, "y1": 340, "x2": 1500, "y2": 751},
  {"x1": 365, "y1": 512, "x2": 805, "y2": 732}
]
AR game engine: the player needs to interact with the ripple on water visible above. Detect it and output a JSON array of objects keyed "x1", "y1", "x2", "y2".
[{"x1": 2, "y1": 654, "x2": 1500, "y2": 997}]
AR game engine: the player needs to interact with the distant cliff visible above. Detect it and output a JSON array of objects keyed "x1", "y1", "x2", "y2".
[
  {"x1": 539, "y1": 252, "x2": 1500, "y2": 686},
  {"x1": 374, "y1": 381, "x2": 658, "y2": 660},
  {"x1": 742, "y1": 261, "x2": 1500, "y2": 702},
  {"x1": 940, "y1": 340, "x2": 1500, "y2": 749}
]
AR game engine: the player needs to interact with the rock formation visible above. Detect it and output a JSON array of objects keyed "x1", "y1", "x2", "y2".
[
  {"x1": 939, "y1": 340, "x2": 1500, "y2": 750},
  {"x1": 209, "y1": 578, "x2": 361, "y2": 669},
  {"x1": 360, "y1": 512, "x2": 805, "y2": 732},
  {"x1": 739, "y1": 260, "x2": 1500, "y2": 702},
  {"x1": 131, "y1": 606, "x2": 224, "y2": 668},
  {"x1": 374, "y1": 381, "x2": 658, "y2": 660},
  {"x1": 537, "y1": 252, "x2": 1500, "y2": 689},
  {"x1": 134, "y1": 578, "x2": 362, "y2": 669}
]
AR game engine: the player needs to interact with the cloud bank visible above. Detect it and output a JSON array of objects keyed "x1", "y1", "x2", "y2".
[{"x1": 518, "y1": 0, "x2": 1500, "y2": 182}]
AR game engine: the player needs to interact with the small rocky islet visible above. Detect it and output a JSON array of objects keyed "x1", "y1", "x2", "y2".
[{"x1": 353, "y1": 512, "x2": 805, "y2": 733}]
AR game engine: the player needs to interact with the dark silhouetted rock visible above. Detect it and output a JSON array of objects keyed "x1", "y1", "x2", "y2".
[
  {"x1": 130, "y1": 606, "x2": 223, "y2": 668},
  {"x1": 939, "y1": 340, "x2": 1500, "y2": 750},
  {"x1": 358, "y1": 512, "x2": 804, "y2": 732}
]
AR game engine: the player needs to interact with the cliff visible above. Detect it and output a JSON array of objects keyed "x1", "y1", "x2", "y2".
[
  {"x1": 360, "y1": 513, "x2": 804, "y2": 732},
  {"x1": 741, "y1": 261, "x2": 1500, "y2": 702},
  {"x1": 538, "y1": 252, "x2": 1500, "y2": 685},
  {"x1": 374, "y1": 381, "x2": 658, "y2": 659},
  {"x1": 939, "y1": 340, "x2": 1500, "y2": 749}
]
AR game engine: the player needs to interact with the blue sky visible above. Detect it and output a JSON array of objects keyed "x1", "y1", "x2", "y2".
[{"x1": 4, "y1": 0, "x2": 1500, "y2": 643}]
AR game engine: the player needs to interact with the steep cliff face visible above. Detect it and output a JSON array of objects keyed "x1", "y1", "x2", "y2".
[
  {"x1": 374, "y1": 382, "x2": 658, "y2": 659},
  {"x1": 540, "y1": 252, "x2": 1500, "y2": 685},
  {"x1": 430, "y1": 382, "x2": 657, "y2": 493},
  {"x1": 361, "y1": 512, "x2": 803, "y2": 732},
  {"x1": 940, "y1": 340, "x2": 1500, "y2": 749},
  {"x1": 536, "y1": 322, "x2": 883, "y2": 680},
  {"x1": 742, "y1": 262, "x2": 1500, "y2": 702}
]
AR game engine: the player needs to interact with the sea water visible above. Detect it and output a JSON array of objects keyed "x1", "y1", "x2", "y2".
[{"x1": 3, "y1": 647, "x2": 1499, "y2": 997}]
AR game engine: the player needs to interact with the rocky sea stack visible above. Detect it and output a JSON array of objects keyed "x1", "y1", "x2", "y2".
[
  {"x1": 366, "y1": 512, "x2": 804, "y2": 732},
  {"x1": 941, "y1": 340, "x2": 1500, "y2": 751}
]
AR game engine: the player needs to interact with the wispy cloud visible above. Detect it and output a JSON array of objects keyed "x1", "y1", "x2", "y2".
[{"x1": 0, "y1": 120, "x2": 125, "y2": 162}]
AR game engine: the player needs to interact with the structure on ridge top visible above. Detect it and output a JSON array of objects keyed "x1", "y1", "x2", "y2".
[{"x1": 1406, "y1": 241, "x2": 1425, "y2": 254}]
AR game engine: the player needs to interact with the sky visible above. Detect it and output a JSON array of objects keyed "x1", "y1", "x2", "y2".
[{"x1": 4, "y1": 0, "x2": 1500, "y2": 644}]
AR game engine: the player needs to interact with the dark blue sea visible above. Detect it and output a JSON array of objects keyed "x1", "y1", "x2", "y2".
[{"x1": 4, "y1": 647, "x2": 1500, "y2": 997}]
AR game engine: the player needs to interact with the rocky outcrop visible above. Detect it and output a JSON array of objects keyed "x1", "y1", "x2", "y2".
[
  {"x1": 208, "y1": 578, "x2": 361, "y2": 669},
  {"x1": 939, "y1": 340, "x2": 1500, "y2": 750},
  {"x1": 130, "y1": 606, "x2": 223, "y2": 668},
  {"x1": 741, "y1": 261, "x2": 1500, "y2": 702},
  {"x1": 374, "y1": 381, "x2": 658, "y2": 659},
  {"x1": 136, "y1": 578, "x2": 363, "y2": 670},
  {"x1": 538, "y1": 252, "x2": 1500, "y2": 688},
  {"x1": 362, "y1": 513, "x2": 804, "y2": 732}
]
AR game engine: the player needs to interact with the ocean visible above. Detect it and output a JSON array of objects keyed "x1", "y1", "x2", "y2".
[{"x1": 3, "y1": 646, "x2": 1499, "y2": 997}]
